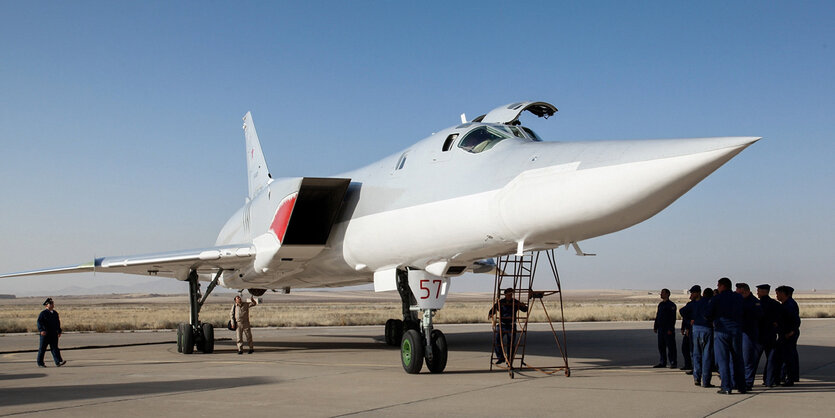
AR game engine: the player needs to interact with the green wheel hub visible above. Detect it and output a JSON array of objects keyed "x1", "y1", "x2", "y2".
[{"x1": 402, "y1": 339, "x2": 412, "y2": 365}]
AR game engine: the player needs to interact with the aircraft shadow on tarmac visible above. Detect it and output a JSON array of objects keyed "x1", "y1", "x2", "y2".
[
  {"x1": 0, "y1": 373, "x2": 47, "y2": 381},
  {"x1": 212, "y1": 328, "x2": 659, "y2": 367},
  {"x1": 217, "y1": 327, "x2": 835, "y2": 381},
  {"x1": 0, "y1": 376, "x2": 274, "y2": 407}
]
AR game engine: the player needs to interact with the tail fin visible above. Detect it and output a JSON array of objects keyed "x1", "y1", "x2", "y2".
[{"x1": 242, "y1": 111, "x2": 272, "y2": 199}]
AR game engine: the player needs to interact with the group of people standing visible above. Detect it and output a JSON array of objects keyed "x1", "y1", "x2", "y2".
[{"x1": 653, "y1": 278, "x2": 801, "y2": 394}]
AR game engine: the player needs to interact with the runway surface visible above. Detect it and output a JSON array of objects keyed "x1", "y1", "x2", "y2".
[{"x1": 2, "y1": 320, "x2": 833, "y2": 417}]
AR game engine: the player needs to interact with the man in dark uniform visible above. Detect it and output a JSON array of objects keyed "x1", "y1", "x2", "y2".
[
  {"x1": 775, "y1": 285, "x2": 800, "y2": 386},
  {"x1": 735, "y1": 283, "x2": 763, "y2": 391},
  {"x1": 36, "y1": 298, "x2": 66, "y2": 367},
  {"x1": 755, "y1": 284, "x2": 781, "y2": 387},
  {"x1": 692, "y1": 287, "x2": 715, "y2": 387},
  {"x1": 653, "y1": 288, "x2": 677, "y2": 368},
  {"x1": 707, "y1": 277, "x2": 746, "y2": 394},
  {"x1": 678, "y1": 285, "x2": 701, "y2": 373},
  {"x1": 488, "y1": 288, "x2": 528, "y2": 364}
]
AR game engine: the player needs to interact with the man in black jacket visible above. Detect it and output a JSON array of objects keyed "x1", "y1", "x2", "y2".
[
  {"x1": 736, "y1": 282, "x2": 763, "y2": 391},
  {"x1": 36, "y1": 298, "x2": 66, "y2": 367},
  {"x1": 756, "y1": 284, "x2": 781, "y2": 387},
  {"x1": 653, "y1": 288, "x2": 677, "y2": 368},
  {"x1": 775, "y1": 285, "x2": 801, "y2": 386}
]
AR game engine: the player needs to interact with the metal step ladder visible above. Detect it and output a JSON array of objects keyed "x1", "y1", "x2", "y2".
[{"x1": 490, "y1": 249, "x2": 570, "y2": 378}]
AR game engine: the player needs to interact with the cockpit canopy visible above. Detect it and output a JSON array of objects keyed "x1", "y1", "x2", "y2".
[
  {"x1": 458, "y1": 126, "x2": 510, "y2": 153},
  {"x1": 442, "y1": 100, "x2": 557, "y2": 154},
  {"x1": 457, "y1": 124, "x2": 542, "y2": 154}
]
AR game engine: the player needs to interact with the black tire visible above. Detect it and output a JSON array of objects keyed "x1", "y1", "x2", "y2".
[
  {"x1": 182, "y1": 324, "x2": 195, "y2": 354},
  {"x1": 401, "y1": 329, "x2": 424, "y2": 374},
  {"x1": 201, "y1": 323, "x2": 215, "y2": 353},
  {"x1": 384, "y1": 319, "x2": 395, "y2": 346},
  {"x1": 392, "y1": 319, "x2": 404, "y2": 345},
  {"x1": 425, "y1": 329, "x2": 448, "y2": 374},
  {"x1": 176, "y1": 323, "x2": 185, "y2": 353},
  {"x1": 403, "y1": 319, "x2": 419, "y2": 332},
  {"x1": 195, "y1": 327, "x2": 205, "y2": 353}
]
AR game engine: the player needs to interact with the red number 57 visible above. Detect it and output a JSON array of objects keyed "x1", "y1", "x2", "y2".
[{"x1": 419, "y1": 279, "x2": 443, "y2": 299}]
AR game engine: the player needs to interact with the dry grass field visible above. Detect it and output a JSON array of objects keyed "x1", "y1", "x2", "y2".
[{"x1": 1, "y1": 290, "x2": 833, "y2": 333}]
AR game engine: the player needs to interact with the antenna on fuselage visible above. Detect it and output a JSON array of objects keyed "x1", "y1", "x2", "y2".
[{"x1": 460, "y1": 113, "x2": 467, "y2": 124}]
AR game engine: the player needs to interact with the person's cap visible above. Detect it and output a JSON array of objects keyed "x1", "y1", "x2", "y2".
[
  {"x1": 689, "y1": 285, "x2": 701, "y2": 293},
  {"x1": 756, "y1": 284, "x2": 771, "y2": 290},
  {"x1": 43, "y1": 298, "x2": 53, "y2": 306},
  {"x1": 504, "y1": 288, "x2": 514, "y2": 294}
]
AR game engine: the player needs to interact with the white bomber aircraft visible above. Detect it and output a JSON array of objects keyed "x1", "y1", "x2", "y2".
[{"x1": 0, "y1": 101, "x2": 759, "y2": 374}]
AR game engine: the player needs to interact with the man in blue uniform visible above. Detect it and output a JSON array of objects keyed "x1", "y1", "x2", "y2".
[
  {"x1": 36, "y1": 298, "x2": 66, "y2": 367},
  {"x1": 692, "y1": 287, "x2": 715, "y2": 387},
  {"x1": 775, "y1": 285, "x2": 800, "y2": 386},
  {"x1": 735, "y1": 283, "x2": 763, "y2": 391},
  {"x1": 755, "y1": 284, "x2": 781, "y2": 387},
  {"x1": 707, "y1": 277, "x2": 746, "y2": 394},
  {"x1": 653, "y1": 288, "x2": 677, "y2": 368},
  {"x1": 678, "y1": 285, "x2": 700, "y2": 373},
  {"x1": 488, "y1": 288, "x2": 528, "y2": 365}
]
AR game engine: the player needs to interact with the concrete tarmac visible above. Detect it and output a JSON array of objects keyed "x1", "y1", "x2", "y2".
[{"x1": 1, "y1": 320, "x2": 833, "y2": 417}]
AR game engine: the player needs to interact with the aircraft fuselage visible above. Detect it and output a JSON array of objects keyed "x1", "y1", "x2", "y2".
[{"x1": 216, "y1": 119, "x2": 758, "y2": 290}]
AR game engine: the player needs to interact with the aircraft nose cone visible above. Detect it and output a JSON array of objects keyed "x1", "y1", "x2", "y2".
[
  {"x1": 698, "y1": 136, "x2": 761, "y2": 152},
  {"x1": 496, "y1": 135, "x2": 761, "y2": 244}
]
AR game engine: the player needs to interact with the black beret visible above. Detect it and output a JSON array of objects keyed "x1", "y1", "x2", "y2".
[
  {"x1": 689, "y1": 285, "x2": 701, "y2": 293},
  {"x1": 756, "y1": 284, "x2": 771, "y2": 290}
]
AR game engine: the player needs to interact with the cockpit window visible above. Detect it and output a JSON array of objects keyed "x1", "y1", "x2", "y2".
[
  {"x1": 507, "y1": 126, "x2": 525, "y2": 138},
  {"x1": 458, "y1": 126, "x2": 511, "y2": 153},
  {"x1": 522, "y1": 127, "x2": 543, "y2": 142},
  {"x1": 442, "y1": 133, "x2": 458, "y2": 152},
  {"x1": 395, "y1": 152, "x2": 408, "y2": 170}
]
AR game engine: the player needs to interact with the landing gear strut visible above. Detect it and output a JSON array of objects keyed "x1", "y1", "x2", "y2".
[
  {"x1": 387, "y1": 269, "x2": 450, "y2": 374},
  {"x1": 176, "y1": 269, "x2": 221, "y2": 354},
  {"x1": 384, "y1": 270, "x2": 420, "y2": 346}
]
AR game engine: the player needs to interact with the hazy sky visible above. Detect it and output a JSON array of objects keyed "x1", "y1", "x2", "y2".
[{"x1": 1, "y1": 1, "x2": 833, "y2": 296}]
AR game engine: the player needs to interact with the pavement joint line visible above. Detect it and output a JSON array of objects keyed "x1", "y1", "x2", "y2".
[{"x1": 330, "y1": 378, "x2": 531, "y2": 417}]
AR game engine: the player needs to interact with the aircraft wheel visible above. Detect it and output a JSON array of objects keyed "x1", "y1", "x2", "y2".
[
  {"x1": 565, "y1": 368, "x2": 571, "y2": 377},
  {"x1": 384, "y1": 319, "x2": 393, "y2": 345},
  {"x1": 182, "y1": 324, "x2": 195, "y2": 354},
  {"x1": 176, "y1": 323, "x2": 185, "y2": 353},
  {"x1": 425, "y1": 329, "x2": 448, "y2": 374},
  {"x1": 403, "y1": 319, "x2": 419, "y2": 332},
  {"x1": 400, "y1": 329, "x2": 424, "y2": 374},
  {"x1": 392, "y1": 319, "x2": 404, "y2": 345},
  {"x1": 201, "y1": 323, "x2": 215, "y2": 353},
  {"x1": 195, "y1": 327, "x2": 205, "y2": 353}
]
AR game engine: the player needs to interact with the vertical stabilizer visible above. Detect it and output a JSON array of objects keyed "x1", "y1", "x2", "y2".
[{"x1": 243, "y1": 111, "x2": 272, "y2": 199}]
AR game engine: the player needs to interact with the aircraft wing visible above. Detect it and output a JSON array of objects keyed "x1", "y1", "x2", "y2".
[{"x1": 0, "y1": 244, "x2": 254, "y2": 281}]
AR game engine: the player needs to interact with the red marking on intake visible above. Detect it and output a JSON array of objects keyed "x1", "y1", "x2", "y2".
[{"x1": 270, "y1": 193, "x2": 297, "y2": 243}]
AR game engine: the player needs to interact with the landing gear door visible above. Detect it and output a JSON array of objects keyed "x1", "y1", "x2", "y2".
[{"x1": 407, "y1": 270, "x2": 450, "y2": 310}]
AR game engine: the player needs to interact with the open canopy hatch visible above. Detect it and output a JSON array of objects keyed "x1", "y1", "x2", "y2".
[{"x1": 475, "y1": 101, "x2": 557, "y2": 125}]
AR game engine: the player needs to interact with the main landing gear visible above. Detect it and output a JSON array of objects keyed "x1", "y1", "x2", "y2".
[
  {"x1": 384, "y1": 269, "x2": 450, "y2": 374},
  {"x1": 176, "y1": 269, "x2": 221, "y2": 354}
]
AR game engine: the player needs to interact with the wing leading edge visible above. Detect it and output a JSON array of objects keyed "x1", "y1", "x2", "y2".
[{"x1": 0, "y1": 244, "x2": 253, "y2": 281}]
